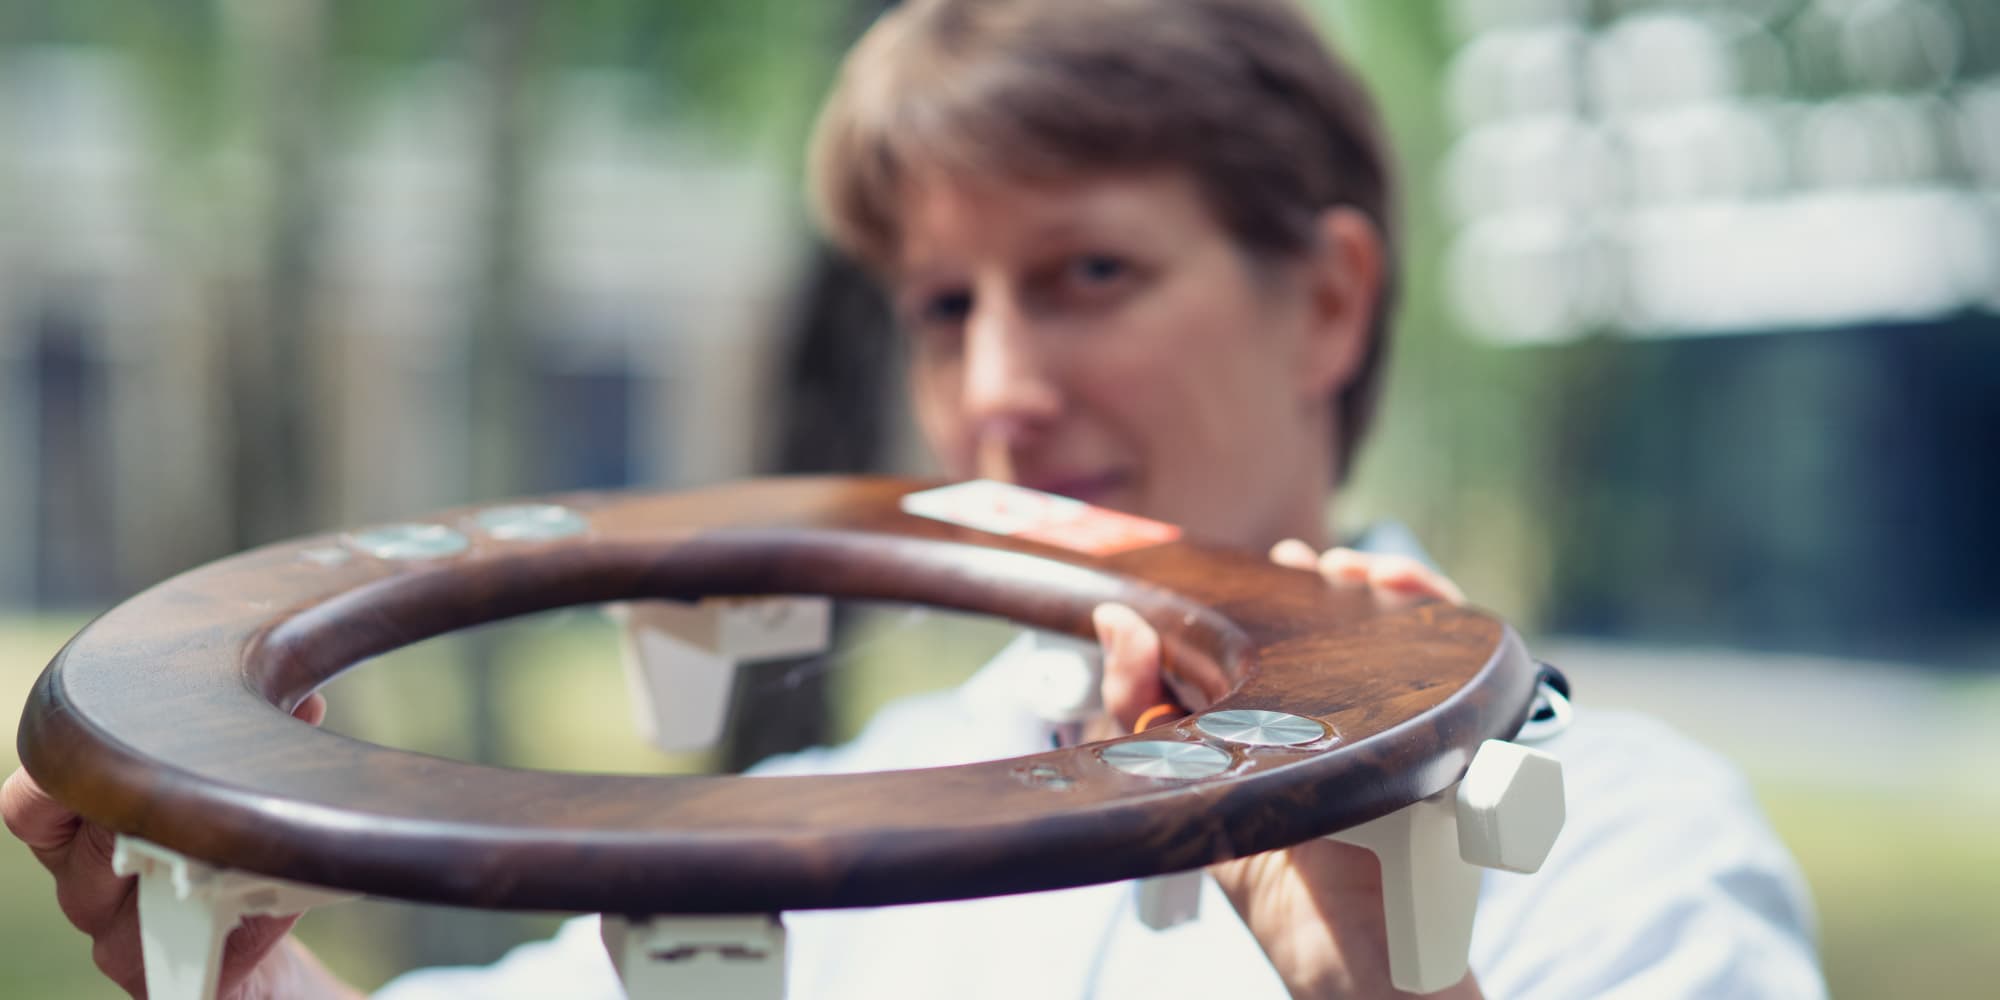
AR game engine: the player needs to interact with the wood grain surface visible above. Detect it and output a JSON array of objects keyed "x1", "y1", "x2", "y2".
[{"x1": 15, "y1": 476, "x2": 1540, "y2": 914}]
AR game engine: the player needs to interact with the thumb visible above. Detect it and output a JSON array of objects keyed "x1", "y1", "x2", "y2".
[
  {"x1": 1, "y1": 767, "x2": 78, "y2": 858},
  {"x1": 1092, "y1": 603, "x2": 1165, "y2": 730}
]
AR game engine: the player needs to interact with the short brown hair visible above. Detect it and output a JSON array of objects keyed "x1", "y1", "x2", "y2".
[{"x1": 808, "y1": 0, "x2": 1399, "y2": 483}]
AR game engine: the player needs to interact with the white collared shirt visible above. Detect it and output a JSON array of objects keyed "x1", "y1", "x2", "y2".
[{"x1": 378, "y1": 634, "x2": 1826, "y2": 999}]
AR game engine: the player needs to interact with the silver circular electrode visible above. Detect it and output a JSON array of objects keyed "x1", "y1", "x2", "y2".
[
  {"x1": 1098, "y1": 740, "x2": 1231, "y2": 780},
  {"x1": 1018, "y1": 764, "x2": 1076, "y2": 791},
  {"x1": 1194, "y1": 709, "x2": 1327, "y2": 746},
  {"x1": 474, "y1": 504, "x2": 588, "y2": 541},
  {"x1": 346, "y1": 524, "x2": 470, "y2": 561},
  {"x1": 298, "y1": 546, "x2": 352, "y2": 567}
]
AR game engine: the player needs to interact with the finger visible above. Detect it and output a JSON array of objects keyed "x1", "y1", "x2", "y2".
[
  {"x1": 293, "y1": 692, "x2": 327, "y2": 727},
  {"x1": 53, "y1": 817, "x2": 136, "y2": 938},
  {"x1": 2, "y1": 768, "x2": 80, "y2": 860},
  {"x1": 1269, "y1": 538, "x2": 1319, "y2": 571},
  {"x1": 90, "y1": 896, "x2": 303, "y2": 997},
  {"x1": 977, "y1": 431, "x2": 1013, "y2": 483},
  {"x1": 219, "y1": 912, "x2": 307, "y2": 989},
  {"x1": 1316, "y1": 547, "x2": 1373, "y2": 588},
  {"x1": 1093, "y1": 603, "x2": 1164, "y2": 730},
  {"x1": 87, "y1": 890, "x2": 146, "y2": 996},
  {"x1": 1365, "y1": 554, "x2": 1467, "y2": 606},
  {"x1": 4, "y1": 769, "x2": 141, "y2": 938}
]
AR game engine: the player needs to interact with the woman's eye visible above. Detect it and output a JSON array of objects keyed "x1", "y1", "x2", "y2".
[
  {"x1": 920, "y1": 290, "x2": 973, "y2": 327},
  {"x1": 904, "y1": 289, "x2": 972, "y2": 356},
  {"x1": 1070, "y1": 254, "x2": 1129, "y2": 286}
]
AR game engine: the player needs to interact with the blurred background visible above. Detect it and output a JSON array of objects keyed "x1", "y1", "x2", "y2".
[{"x1": 2, "y1": 0, "x2": 1995, "y2": 996}]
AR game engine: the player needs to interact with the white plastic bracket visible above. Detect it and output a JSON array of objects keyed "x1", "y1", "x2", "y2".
[
  {"x1": 1135, "y1": 870, "x2": 1204, "y2": 930},
  {"x1": 601, "y1": 913, "x2": 786, "y2": 1000},
  {"x1": 1328, "y1": 739, "x2": 1565, "y2": 994},
  {"x1": 961, "y1": 631, "x2": 1103, "y2": 731},
  {"x1": 612, "y1": 596, "x2": 832, "y2": 752},
  {"x1": 1013, "y1": 641, "x2": 1103, "y2": 725},
  {"x1": 1455, "y1": 738, "x2": 1565, "y2": 874},
  {"x1": 111, "y1": 836, "x2": 354, "y2": 1000}
]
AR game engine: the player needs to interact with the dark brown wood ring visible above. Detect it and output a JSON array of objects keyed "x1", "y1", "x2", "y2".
[{"x1": 16, "y1": 476, "x2": 1540, "y2": 915}]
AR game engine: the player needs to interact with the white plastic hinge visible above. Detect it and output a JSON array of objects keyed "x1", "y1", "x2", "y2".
[
  {"x1": 1455, "y1": 739, "x2": 1565, "y2": 874},
  {"x1": 612, "y1": 597, "x2": 832, "y2": 752},
  {"x1": 1326, "y1": 739, "x2": 1566, "y2": 993},
  {"x1": 960, "y1": 632, "x2": 1106, "y2": 733},
  {"x1": 112, "y1": 836, "x2": 353, "y2": 1000},
  {"x1": 1329, "y1": 789, "x2": 1482, "y2": 994},
  {"x1": 602, "y1": 913, "x2": 786, "y2": 1000},
  {"x1": 1135, "y1": 870, "x2": 1204, "y2": 930}
]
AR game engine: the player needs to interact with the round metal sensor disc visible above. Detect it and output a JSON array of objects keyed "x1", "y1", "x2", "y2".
[
  {"x1": 346, "y1": 524, "x2": 470, "y2": 561},
  {"x1": 475, "y1": 504, "x2": 588, "y2": 541},
  {"x1": 1098, "y1": 740, "x2": 1231, "y2": 780},
  {"x1": 1195, "y1": 709, "x2": 1327, "y2": 747}
]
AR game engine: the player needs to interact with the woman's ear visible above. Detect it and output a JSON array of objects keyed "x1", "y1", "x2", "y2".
[{"x1": 1295, "y1": 206, "x2": 1384, "y2": 398}]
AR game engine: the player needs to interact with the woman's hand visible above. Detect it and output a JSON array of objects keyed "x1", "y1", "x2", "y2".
[
  {"x1": 1091, "y1": 542, "x2": 1482, "y2": 1000},
  {"x1": 1, "y1": 694, "x2": 363, "y2": 1000}
]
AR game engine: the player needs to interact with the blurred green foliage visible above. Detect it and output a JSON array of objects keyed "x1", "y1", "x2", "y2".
[{"x1": 8, "y1": 0, "x2": 843, "y2": 149}]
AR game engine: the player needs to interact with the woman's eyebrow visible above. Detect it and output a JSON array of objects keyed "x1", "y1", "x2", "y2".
[
  {"x1": 1021, "y1": 216, "x2": 1149, "y2": 248},
  {"x1": 893, "y1": 267, "x2": 967, "y2": 296}
]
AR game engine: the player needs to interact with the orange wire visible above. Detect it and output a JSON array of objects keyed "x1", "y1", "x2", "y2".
[{"x1": 1133, "y1": 702, "x2": 1183, "y2": 733}]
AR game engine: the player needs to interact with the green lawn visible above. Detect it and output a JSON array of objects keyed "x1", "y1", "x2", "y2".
[
  {"x1": 1763, "y1": 787, "x2": 2000, "y2": 999},
  {"x1": 3, "y1": 612, "x2": 1994, "y2": 998}
]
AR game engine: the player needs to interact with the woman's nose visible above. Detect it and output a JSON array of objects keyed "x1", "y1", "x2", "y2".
[{"x1": 962, "y1": 296, "x2": 1062, "y2": 437}]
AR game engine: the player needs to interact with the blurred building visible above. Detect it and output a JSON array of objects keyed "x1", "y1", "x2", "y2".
[
  {"x1": 1436, "y1": 0, "x2": 1999, "y2": 666},
  {"x1": 0, "y1": 52, "x2": 800, "y2": 607},
  {"x1": 2, "y1": 0, "x2": 1994, "y2": 670}
]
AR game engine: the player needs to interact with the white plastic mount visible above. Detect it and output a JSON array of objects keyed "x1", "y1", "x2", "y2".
[
  {"x1": 1135, "y1": 738, "x2": 1564, "y2": 981},
  {"x1": 602, "y1": 913, "x2": 786, "y2": 1000},
  {"x1": 612, "y1": 596, "x2": 832, "y2": 752},
  {"x1": 960, "y1": 631, "x2": 1104, "y2": 730},
  {"x1": 1328, "y1": 738, "x2": 1565, "y2": 993},
  {"x1": 1135, "y1": 870, "x2": 1204, "y2": 930},
  {"x1": 1010, "y1": 640, "x2": 1103, "y2": 724},
  {"x1": 112, "y1": 836, "x2": 354, "y2": 1000}
]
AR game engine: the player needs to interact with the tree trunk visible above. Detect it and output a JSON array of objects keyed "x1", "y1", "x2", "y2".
[
  {"x1": 461, "y1": 0, "x2": 545, "y2": 770},
  {"x1": 224, "y1": 0, "x2": 331, "y2": 549}
]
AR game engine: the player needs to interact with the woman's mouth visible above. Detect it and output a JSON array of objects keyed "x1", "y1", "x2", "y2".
[{"x1": 1020, "y1": 470, "x2": 1131, "y2": 507}]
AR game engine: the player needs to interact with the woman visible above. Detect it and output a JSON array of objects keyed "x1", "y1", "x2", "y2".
[{"x1": 2, "y1": 1, "x2": 1824, "y2": 996}]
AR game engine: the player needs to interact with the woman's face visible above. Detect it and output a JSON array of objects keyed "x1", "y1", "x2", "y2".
[{"x1": 893, "y1": 170, "x2": 1365, "y2": 551}]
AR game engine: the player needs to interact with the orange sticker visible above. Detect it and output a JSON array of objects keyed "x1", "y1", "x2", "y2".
[
  {"x1": 900, "y1": 480, "x2": 1183, "y2": 555},
  {"x1": 1015, "y1": 506, "x2": 1183, "y2": 555}
]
